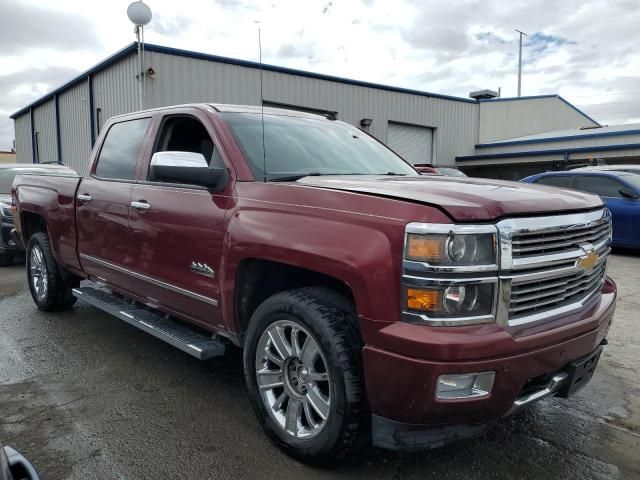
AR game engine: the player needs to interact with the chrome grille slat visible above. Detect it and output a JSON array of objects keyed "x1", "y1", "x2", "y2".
[
  {"x1": 509, "y1": 264, "x2": 606, "y2": 313},
  {"x1": 497, "y1": 209, "x2": 611, "y2": 326},
  {"x1": 512, "y1": 224, "x2": 608, "y2": 245}
]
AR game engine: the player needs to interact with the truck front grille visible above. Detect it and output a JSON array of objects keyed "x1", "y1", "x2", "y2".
[
  {"x1": 497, "y1": 209, "x2": 611, "y2": 326},
  {"x1": 511, "y1": 222, "x2": 609, "y2": 258},
  {"x1": 509, "y1": 261, "x2": 607, "y2": 319}
]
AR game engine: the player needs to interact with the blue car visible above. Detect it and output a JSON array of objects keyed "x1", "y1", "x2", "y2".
[{"x1": 522, "y1": 170, "x2": 640, "y2": 249}]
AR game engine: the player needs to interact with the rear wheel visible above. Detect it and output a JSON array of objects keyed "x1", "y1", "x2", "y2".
[
  {"x1": 26, "y1": 232, "x2": 77, "y2": 311},
  {"x1": 243, "y1": 287, "x2": 368, "y2": 464}
]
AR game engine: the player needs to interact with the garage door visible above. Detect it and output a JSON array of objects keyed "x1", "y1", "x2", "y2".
[{"x1": 386, "y1": 122, "x2": 433, "y2": 165}]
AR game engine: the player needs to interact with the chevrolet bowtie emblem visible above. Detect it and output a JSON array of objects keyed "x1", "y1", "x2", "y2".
[{"x1": 577, "y1": 250, "x2": 598, "y2": 271}]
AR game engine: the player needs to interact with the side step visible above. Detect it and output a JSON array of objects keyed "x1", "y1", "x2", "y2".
[{"x1": 72, "y1": 286, "x2": 225, "y2": 360}]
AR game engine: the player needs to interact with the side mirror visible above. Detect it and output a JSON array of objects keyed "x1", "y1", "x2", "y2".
[
  {"x1": 619, "y1": 186, "x2": 639, "y2": 200},
  {"x1": 150, "y1": 151, "x2": 228, "y2": 191}
]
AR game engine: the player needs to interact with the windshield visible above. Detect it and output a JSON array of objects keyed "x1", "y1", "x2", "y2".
[
  {"x1": 617, "y1": 173, "x2": 640, "y2": 191},
  {"x1": 437, "y1": 167, "x2": 467, "y2": 177},
  {"x1": 220, "y1": 112, "x2": 417, "y2": 180},
  {"x1": 0, "y1": 169, "x2": 19, "y2": 194}
]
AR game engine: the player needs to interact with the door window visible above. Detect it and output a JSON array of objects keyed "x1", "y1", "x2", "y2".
[
  {"x1": 152, "y1": 116, "x2": 224, "y2": 175},
  {"x1": 574, "y1": 175, "x2": 624, "y2": 198},
  {"x1": 95, "y1": 118, "x2": 150, "y2": 180},
  {"x1": 536, "y1": 175, "x2": 573, "y2": 188}
]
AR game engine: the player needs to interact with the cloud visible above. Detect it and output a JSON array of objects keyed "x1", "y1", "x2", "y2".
[
  {"x1": 0, "y1": 0, "x2": 101, "y2": 55},
  {"x1": 152, "y1": 16, "x2": 193, "y2": 37}
]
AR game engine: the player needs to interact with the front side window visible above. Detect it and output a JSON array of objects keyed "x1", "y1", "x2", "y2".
[
  {"x1": 152, "y1": 116, "x2": 224, "y2": 172},
  {"x1": 574, "y1": 175, "x2": 624, "y2": 198},
  {"x1": 95, "y1": 118, "x2": 150, "y2": 180},
  {"x1": 536, "y1": 175, "x2": 573, "y2": 188},
  {"x1": 220, "y1": 112, "x2": 416, "y2": 181}
]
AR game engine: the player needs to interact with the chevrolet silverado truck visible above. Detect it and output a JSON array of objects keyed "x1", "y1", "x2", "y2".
[{"x1": 12, "y1": 104, "x2": 616, "y2": 463}]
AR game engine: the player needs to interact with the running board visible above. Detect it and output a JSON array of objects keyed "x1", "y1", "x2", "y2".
[{"x1": 72, "y1": 286, "x2": 225, "y2": 360}]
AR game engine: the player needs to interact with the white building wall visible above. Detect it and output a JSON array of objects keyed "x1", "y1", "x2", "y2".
[
  {"x1": 478, "y1": 97, "x2": 599, "y2": 143},
  {"x1": 32, "y1": 99, "x2": 57, "y2": 164},
  {"x1": 58, "y1": 81, "x2": 91, "y2": 174},
  {"x1": 14, "y1": 114, "x2": 32, "y2": 164}
]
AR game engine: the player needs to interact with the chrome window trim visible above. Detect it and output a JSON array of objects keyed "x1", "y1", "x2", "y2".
[{"x1": 79, "y1": 253, "x2": 219, "y2": 307}]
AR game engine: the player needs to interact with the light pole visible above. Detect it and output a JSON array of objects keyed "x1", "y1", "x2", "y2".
[
  {"x1": 127, "y1": 1, "x2": 153, "y2": 110},
  {"x1": 516, "y1": 29, "x2": 527, "y2": 97}
]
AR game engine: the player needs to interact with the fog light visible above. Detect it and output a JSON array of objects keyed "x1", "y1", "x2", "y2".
[{"x1": 436, "y1": 372, "x2": 495, "y2": 399}]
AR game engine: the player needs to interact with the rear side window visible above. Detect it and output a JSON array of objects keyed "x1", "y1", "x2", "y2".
[
  {"x1": 574, "y1": 175, "x2": 623, "y2": 198},
  {"x1": 536, "y1": 175, "x2": 573, "y2": 188},
  {"x1": 95, "y1": 118, "x2": 150, "y2": 180}
]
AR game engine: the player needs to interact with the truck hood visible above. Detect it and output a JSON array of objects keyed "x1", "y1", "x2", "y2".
[{"x1": 296, "y1": 175, "x2": 603, "y2": 221}]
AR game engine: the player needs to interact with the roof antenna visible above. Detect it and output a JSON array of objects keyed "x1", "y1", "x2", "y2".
[{"x1": 258, "y1": 27, "x2": 267, "y2": 183}]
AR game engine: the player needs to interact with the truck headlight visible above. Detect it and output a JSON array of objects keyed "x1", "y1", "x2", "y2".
[
  {"x1": 402, "y1": 223, "x2": 499, "y2": 326},
  {"x1": 405, "y1": 224, "x2": 497, "y2": 270},
  {"x1": 0, "y1": 203, "x2": 11, "y2": 218}
]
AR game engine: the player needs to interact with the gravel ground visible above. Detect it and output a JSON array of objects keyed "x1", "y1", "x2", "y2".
[{"x1": 0, "y1": 252, "x2": 638, "y2": 479}]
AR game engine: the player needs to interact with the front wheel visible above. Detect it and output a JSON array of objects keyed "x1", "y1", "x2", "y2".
[
  {"x1": 243, "y1": 287, "x2": 368, "y2": 464},
  {"x1": 26, "y1": 232, "x2": 77, "y2": 311}
]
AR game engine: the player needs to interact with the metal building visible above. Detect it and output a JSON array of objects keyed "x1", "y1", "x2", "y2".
[{"x1": 11, "y1": 43, "x2": 604, "y2": 177}]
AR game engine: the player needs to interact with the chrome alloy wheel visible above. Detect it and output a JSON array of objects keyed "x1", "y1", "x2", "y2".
[
  {"x1": 29, "y1": 245, "x2": 48, "y2": 301},
  {"x1": 256, "y1": 320, "x2": 332, "y2": 439}
]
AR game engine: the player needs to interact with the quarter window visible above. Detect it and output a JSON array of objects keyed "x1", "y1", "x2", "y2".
[
  {"x1": 574, "y1": 175, "x2": 624, "y2": 198},
  {"x1": 95, "y1": 118, "x2": 150, "y2": 180}
]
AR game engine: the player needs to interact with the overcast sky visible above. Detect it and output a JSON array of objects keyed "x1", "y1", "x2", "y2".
[{"x1": 1, "y1": 0, "x2": 639, "y2": 151}]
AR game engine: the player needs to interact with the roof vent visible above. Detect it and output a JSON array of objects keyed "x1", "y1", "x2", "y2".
[{"x1": 469, "y1": 89, "x2": 499, "y2": 100}]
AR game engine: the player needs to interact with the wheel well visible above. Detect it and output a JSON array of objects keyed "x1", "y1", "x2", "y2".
[
  {"x1": 21, "y1": 212, "x2": 47, "y2": 241},
  {"x1": 234, "y1": 259, "x2": 355, "y2": 334}
]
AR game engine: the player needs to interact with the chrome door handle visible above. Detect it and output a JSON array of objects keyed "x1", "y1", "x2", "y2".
[
  {"x1": 77, "y1": 194, "x2": 92, "y2": 203},
  {"x1": 130, "y1": 201, "x2": 151, "y2": 212}
]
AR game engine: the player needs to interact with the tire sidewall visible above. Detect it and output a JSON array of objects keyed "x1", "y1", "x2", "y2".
[
  {"x1": 26, "y1": 233, "x2": 58, "y2": 310},
  {"x1": 243, "y1": 295, "x2": 351, "y2": 459}
]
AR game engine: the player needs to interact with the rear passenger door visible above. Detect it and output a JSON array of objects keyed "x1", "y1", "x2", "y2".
[
  {"x1": 77, "y1": 116, "x2": 152, "y2": 288},
  {"x1": 128, "y1": 108, "x2": 233, "y2": 330},
  {"x1": 573, "y1": 174, "x2": 633, "y2": 245}
]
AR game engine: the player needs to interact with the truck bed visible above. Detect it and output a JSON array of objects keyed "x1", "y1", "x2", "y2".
[{"x1": 13, "y1": 169, "x2": 82, "y2": 271}]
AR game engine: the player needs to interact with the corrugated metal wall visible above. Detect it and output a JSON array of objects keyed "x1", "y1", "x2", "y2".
[
  {"x1": 93, "y1": 54, "x2": 139, "y2": 135},
  {"x1": 32, "y1": 99, "x2": 57, "y2": 164},
  {"x1": 58, "y1": 81, "x2": 91, "y2": 174},
  {"x1": 478, "y1": 98, "x2": 599, "y2": 143},
  {"x1": 143, "y1": 50, "x2": 477, "y2": 166},
  {"x1": 14, "y1": 114, "x2": 32, "y2": 164}
]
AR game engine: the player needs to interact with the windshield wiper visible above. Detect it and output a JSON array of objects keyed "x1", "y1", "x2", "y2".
[{"x1": 269, "y1": 172, "x2": 323, "y2": 182}]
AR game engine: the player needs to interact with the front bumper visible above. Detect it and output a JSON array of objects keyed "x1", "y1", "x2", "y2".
[{"x1": 365, "y1": 278, "x2": 616, "y2": 450}]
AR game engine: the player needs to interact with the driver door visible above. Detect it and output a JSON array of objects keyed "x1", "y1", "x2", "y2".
[{"x1": 127, "y1": 108, "x2": 234, "y2": 329}]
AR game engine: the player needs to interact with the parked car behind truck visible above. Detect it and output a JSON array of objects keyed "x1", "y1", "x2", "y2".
[
  {"x1": 522, "y1": 170, "x2": 640, "y2": 249},
  {"x1": 12, "y1": 104, "x2": 616, "y2": 463}
]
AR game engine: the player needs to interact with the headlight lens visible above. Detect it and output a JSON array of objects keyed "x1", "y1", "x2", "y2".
[
  {"x1": 406, "y1": 283, "x2": 495, "y2": 319},
  {"x1": 0, "y1": 203, "x2": 11, "y2": 217},
  {"x1": 406, "y1": 232, "x2": 496, "y2": 268}
]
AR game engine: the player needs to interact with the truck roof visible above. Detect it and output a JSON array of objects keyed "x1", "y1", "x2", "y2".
[{"x1": 108, "y1": 103, "x2": 331, "y2": 122}]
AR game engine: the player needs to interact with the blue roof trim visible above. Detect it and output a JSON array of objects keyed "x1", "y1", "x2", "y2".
[
  {"x1": 478, "y1": 94, "x2": 601, "y2": 127},
  {"x1": 11, "y1": 42, "x2": 477, "y2": 119},
  {"x1": 457, "y1": 142, "x2": 640, "y2": 161},
  {"x1": 477, "y1": 127, "x2": 640, "y2": 148}
]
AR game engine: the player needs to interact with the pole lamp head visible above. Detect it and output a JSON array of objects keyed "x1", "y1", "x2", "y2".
[{"x1": 127, "y1": 1, "x2": 152, "y2": 27}]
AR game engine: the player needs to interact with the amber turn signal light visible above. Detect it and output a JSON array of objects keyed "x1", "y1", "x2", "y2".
[
  {"x1": 406, "y1": 288, "x2": 443, "y2": 312},
  {"x1": 406, "y1": 235, "x2": 444, "y2": 262}
]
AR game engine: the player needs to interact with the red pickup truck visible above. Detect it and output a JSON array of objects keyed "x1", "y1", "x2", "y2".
[{"x1": 12, "y1": 104, "x2": 616, "y2": 463}]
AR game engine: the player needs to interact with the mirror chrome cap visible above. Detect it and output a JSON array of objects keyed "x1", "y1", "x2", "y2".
[{"x1": 150, "y1": 151, "x2": 208, "y2": 168}]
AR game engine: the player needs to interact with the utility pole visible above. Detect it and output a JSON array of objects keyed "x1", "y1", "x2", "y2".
[{"x1": 516, "y1": 29, "x2": 527, "y2": 97}]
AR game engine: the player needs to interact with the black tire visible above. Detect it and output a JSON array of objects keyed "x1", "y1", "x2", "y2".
[
  {"x1": 243, "y1": 287, "x2": 368, "y2": 464},
  {"x1": 0, "y1": 253, "x2": 12, "y2": 267},
  {"x1": 26, "y1": 232, "x2": 77, "y2": 311}
]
